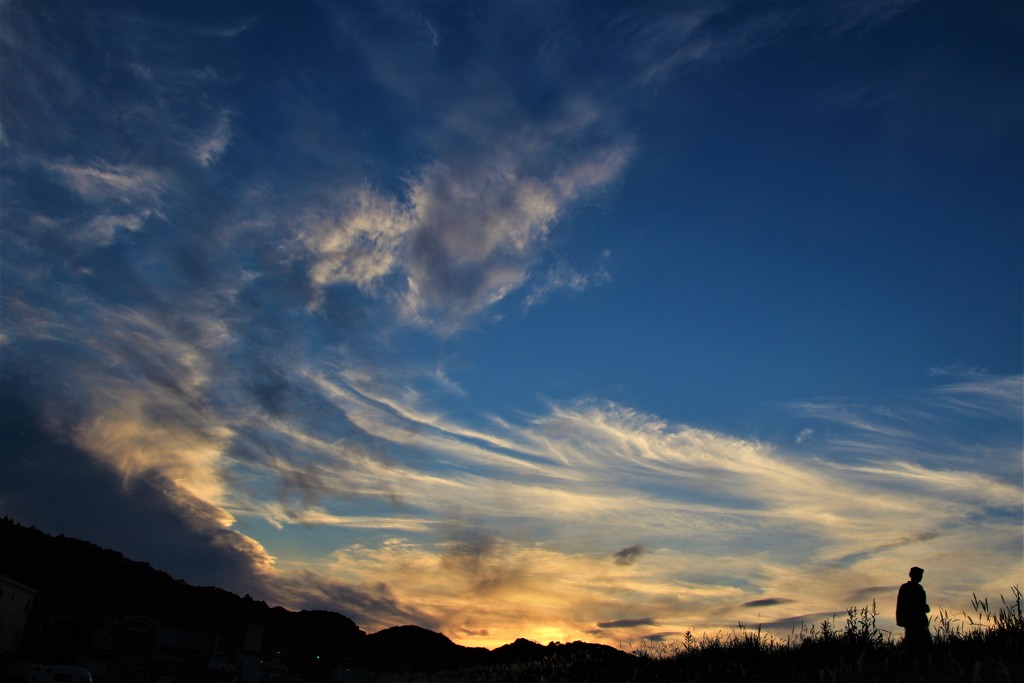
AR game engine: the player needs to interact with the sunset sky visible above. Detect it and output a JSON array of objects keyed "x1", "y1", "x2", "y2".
[{"x1": 2, "y1": 0, "x2": 1021, "y2": 649}]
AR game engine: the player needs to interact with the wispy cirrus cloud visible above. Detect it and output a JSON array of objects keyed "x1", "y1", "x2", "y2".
[
  {"x1": 192, "y1": 109, "x2": 234, "y2": 167},
  {"x1": 790, "y1": 371, "x2": 1023, "y2": 474},
  {"x1": 46, "y1": 159, "x2": 168, "y2": 204},
  {"x1": 597, "y1": 617, "x2": 657, "y2": 629},
  {"x1": 299, "y1": 186, "x2": 414, "y2": 294},
  {"x1": 220, "y1": 364, "x2": 1017, "y2": 646},
  {"x1": 287, "y1": 0, "x2": 922, "y2": 333},
  {"x1": 929, "y1": 370, "x2": 1023, "y2": 419},
  {"x1": 33, "y1": 159, "x2": 167, "y2": 244},
  {"x1": 525, "y1": 252, "x2": 612, "y2": 309},
  {"x1": 75, "y1": 394, "x2": 234, "y2": 516},
  {"x1": 257, "y1": 504, "x2": 433, "y2": 533},
  {"x1": 399, "y1": 147, "x2": 629, "y2": 329},
  {"x1": 616, "y1": 0, "x2": 921, "y2": 88},
  {"x1": 273, "y1": 3, "x2": 638, "y2": 332},
  {"x1": 295, "y1": 141, "x2": 630, "y2": 331}
]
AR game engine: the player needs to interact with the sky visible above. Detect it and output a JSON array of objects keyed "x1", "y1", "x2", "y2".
[{"x1": 1, "y1": 0, "x2": 1022, "y2": 650}]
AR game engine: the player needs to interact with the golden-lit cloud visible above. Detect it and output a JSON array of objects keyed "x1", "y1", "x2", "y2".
[
  {"x1": 23, "y1": 317, "x2": 1019, "y2": 650},
  {"x1": 235, "y1": 369, "x2": 1020, "y2": 648},
  {"x1": 38, "y1": 311, "x2": 1012, "y2": 650},
  {"x1": 300, "y1": 185, "x2": 413, "y2": 293},
  {"x1": 76, "y1": 396, "x2": 233, "y2": 517}
]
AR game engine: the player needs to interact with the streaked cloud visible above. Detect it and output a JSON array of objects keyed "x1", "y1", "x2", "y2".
[
  {"x1": 930, "y1": 372, "x2": 1024, "y2": 419},
  {"x1": 193, "y1": 109, "x2": 233, "y2": 167},
  {"x1": 295, "y1": 142, "x2": 631, "y2": 331},
  {"x1": 401, "y1": 146, "x2": 630, "y2": 329},
  {"x1": 618, "y1": 1, "x2": 921, "y2": 88},
  {"x1": 257, "y1": 503, "x2": 433, "y2": 534},
  {"x1": 46, "y1": 160, "x2": 167, "y2": 204},
  {"x1": 19, "y1": 304, "x2": 1010, "y2": 648},
  {"x1": 742, "y1": 598, "x2": 795, "y2": 609},
  {"x1": 299, "y1": 185, "x2": 414, "y2": 293},
  {"x1": 597, "y1": 618, "x2": 657, "y2": 629},
  {"x1": 76, "y1": 395, "x2": 234, "y2": 517},
  {"x1": 525, "y1": 252, "x2": 612, "y2": 309},
  {"x1": 229, "y1": 371, "x2": 1018, "y2": 646},
  {"x1": 84, "y1": 211, "x2": 154, "y2": 243}
]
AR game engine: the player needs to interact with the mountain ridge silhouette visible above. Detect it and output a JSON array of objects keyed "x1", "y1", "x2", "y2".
[{"x1": 0, "y1": 517, "x2": 632, "y2": 676}]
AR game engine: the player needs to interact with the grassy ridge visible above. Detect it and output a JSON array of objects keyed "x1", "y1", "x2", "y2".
[{"x1": 381, "y1": 587, "x2": 1023, "y2": 682}]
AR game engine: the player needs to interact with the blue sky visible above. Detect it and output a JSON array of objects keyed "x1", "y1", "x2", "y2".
[{"x1": 2, "y1": 0, "x2": 1021, "y2": 648}]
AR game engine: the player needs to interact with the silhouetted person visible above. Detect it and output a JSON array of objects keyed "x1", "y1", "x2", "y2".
[{"x1": 896, "y1": 566, "x2": 930, "y2": 648}]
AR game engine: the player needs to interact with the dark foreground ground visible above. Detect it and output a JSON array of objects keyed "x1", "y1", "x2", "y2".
[{"x1": 3, "y1": 519, "x2": 1020, "y2": 682}]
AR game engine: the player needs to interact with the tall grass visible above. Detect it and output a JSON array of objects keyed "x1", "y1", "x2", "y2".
[{"x1": 371, "y1": 586, "x2": 1022, "y2": 682}]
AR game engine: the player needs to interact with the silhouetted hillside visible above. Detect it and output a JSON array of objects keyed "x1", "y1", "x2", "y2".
[
  {"x1": 360, "y1": 625, "x2": 490, "y2": 671},
  {"x1": 1, "y1": 517, "x2": 362, "y2": 667},
  {"x1": 0, "y1": 518, "x2": 638, "y2": 678},
  {"x1": 490, "y1": 637, "x2": 549, "y2": 663}
]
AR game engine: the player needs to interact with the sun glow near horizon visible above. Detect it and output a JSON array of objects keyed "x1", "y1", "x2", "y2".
[{"x1": 192, "y1": 378, "x2": 1022, "y2": 650}]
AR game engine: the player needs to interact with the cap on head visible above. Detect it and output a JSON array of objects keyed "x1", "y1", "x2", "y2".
[{"x1": 909, "y1": 566, "x2": 924, "y2": 579}]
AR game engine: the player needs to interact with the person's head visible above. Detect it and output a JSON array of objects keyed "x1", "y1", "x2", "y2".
[{"x1": 909, "y1": 566, "x2": 924, "y2": 582}]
